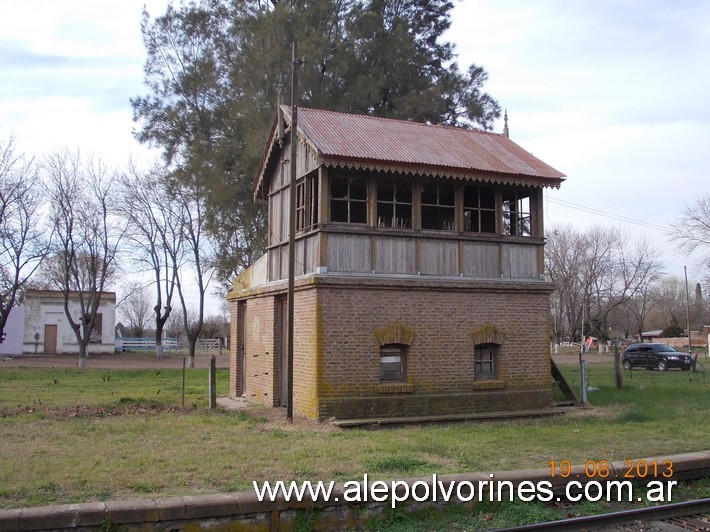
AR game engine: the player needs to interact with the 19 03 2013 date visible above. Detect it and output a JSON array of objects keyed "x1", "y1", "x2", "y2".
[{"x1": 548, "y1": 459, "x2": 673, "y2": 479}]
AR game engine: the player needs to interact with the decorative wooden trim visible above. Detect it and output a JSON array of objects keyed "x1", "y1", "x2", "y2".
[{"x1": 321, "y1": 159, "x2": 563, "y2": 190}]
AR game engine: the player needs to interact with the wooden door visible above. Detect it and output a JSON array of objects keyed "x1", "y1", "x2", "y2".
[
  {"x1": 44, "y1": 325, "x2": 57, "y2": 354},
  {"x1": 279, "y1": 297, "x2": 288, "y2": 407}
]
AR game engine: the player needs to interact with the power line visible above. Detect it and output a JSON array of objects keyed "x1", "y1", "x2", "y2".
[{"x1": 545, "y1": 196, "x2": 670, "y2": 233}]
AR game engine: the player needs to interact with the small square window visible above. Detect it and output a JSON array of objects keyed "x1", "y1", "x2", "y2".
[{"x1": 330, "y1": 174, "x2": 367, "y2": 224}]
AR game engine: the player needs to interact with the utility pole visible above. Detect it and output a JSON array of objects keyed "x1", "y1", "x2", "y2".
[
  {"x1": 287, "y1": 41, "x2": 299, "y2": 423},
  {"x1": 684, "y1": 266, "x2": 692, "y2": 353}
]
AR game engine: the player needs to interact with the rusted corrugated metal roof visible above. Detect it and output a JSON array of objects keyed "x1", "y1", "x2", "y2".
[{"x1": 254, "y1": 106, "x2": 565, "y2": 197}]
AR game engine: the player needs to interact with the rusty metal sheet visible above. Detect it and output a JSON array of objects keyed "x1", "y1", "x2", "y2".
[{"x1": 293, "y1": 106, "x2": 565, "y2": 181}]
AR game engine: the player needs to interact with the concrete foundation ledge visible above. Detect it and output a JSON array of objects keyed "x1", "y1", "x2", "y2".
[{"x1": 1, "y1": 451, "x2": 709, "y2": 531}]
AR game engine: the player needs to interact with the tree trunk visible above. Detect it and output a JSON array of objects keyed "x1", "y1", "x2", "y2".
[
  {"x1": 187, "y1": 337, "x2": 197, "y2": 368},
  {"x1": 155, "y1": 329, "x2": 163, "y2": 359},
  {"x1": 78, "y1": 342, "x2": 88, "y2": 368}
]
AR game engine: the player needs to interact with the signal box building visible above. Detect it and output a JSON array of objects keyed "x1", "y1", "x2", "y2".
[{"x1": 228, "y1": 107, "x2": 565, "y2": 421}]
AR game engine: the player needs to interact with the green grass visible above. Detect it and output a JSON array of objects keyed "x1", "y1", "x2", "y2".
[
  {"x1": 0, "y1": 360, "x2": 708, "y2": 512},
  {"x1": 0, "y1": 367, "x2": 229, "y2": 410}
]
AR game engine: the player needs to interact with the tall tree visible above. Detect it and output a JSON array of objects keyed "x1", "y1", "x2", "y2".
[
  {"x1": 172, "y1": 181, "x2": 215, "y2": 368},
  {"x1": 0, "y1": 139, "x2": 50, "y2": 343},
  {"x1": 546, "y1": 225, "x2": 665, "y2": 343},
  {"x1": 132, "y1": 0, "x2": 500, "y2": 287},
  {"x1": 671, "y1": 195, "x2": 710, "y2": 284},
  {"x1": 647, "y1": 276, "x2": 693, "y2": 332},
  {"x1": 43, "y1": 151, "x2": 124, "y2": 367},
  {"x1": 119, "y1": 165, "x2": 185, "y2": 358}
]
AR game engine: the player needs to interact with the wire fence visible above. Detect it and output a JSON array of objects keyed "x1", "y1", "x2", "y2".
[{"x1": 0, "y1": 352, "x2": 230, "y2": 412}]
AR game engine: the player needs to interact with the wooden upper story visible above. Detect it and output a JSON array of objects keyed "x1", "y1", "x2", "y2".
[{"x1": 253, "y1": 107, "x2": 565, "y2": 284}]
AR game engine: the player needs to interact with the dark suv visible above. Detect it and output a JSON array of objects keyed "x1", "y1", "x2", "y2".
[{"x1": 621, "y1": 343, "x2": 695, "y2": 371}]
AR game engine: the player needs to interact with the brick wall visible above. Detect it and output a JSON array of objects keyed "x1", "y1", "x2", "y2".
[
  {"x1": 293, "y1": 288, "x2": 320, "y2": 418},
  {"x1": 228, "y1": 300, "x2": 238, "y2": 397},
  {"x1": 231, "y1": 276, "x2": 554, "y2": 421},
  {"x1": 312, "y1": 283, "x2": 553, "y2": 420},
  {"x1": 235, "y1": 295, "x2": 279, "y2": 407}
]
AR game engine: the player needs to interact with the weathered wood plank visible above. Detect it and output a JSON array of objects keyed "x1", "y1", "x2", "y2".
[
  {"x1": 461, "y1": 241, "x2": 500, "y2": 277},
  {"x1": 418, "y1": 239, "x2": 458, "y2": 276},
  {"x1": 375, "y1": 237, "x2": 416, "y2": 274},
  {"x1": 327, "y1": 234, "x2": 371, "y2": 273},
  {"x1": 501, "y1": 244, "x2": 538, "y2": 278}
]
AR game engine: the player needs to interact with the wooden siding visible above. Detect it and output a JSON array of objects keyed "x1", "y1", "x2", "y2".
[
  {"x1": 501, "y1": 244, "x2": 538, "y2": 278},
  {"x1": 418, "y1": 239, "x2": 458, "y2": 276},
  {"x1": 374, "y1": 237, "x2": 416, "y2": 274},
  {"x1": 268, "y1": 232, "x2": 539, "y2": 281},
  {"x1": 461, "y1": 241, "x2": 500, "y2": 277},
  {"x1": 268, "y1": 234, "x2": 321, "y2": 282},
  {"x1": 327, "y1": 234, "x2": 371, "y2": 273}
]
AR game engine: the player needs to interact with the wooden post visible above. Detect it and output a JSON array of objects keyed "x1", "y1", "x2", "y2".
[
  {"x1": 580, "y1": 360, "x2": 588, "y2": 406},
  {"x1": 614, "y1": 345, "x2": 623, "y2": 389},
  {"x1": 209, "y1": 355, "x2": 217, "y2": 409}
]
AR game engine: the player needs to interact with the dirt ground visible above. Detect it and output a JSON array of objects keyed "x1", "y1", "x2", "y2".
[{"x1": 0, "y1": 352, "x2": 230, "y2": 369}]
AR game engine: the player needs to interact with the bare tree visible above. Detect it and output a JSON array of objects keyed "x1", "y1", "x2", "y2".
[
  {"x1": 671, "y1": 195, "x2": 710, "y2": 285},
  {"x1": 0, "y1": 139, "x2": 50, "y2": 342},
  {"x1": 173, "y1": 183, "x2": 214, "y2": 368},
  {"x1": 546, "y1": 225, "x2": 587, "y2": 342},
  {"x1": 43, "y1": 150, "x2": 124, "y2": 367},
  {"x1": 164, "y1": 306, "x2": 185, "y2": 341},
  {"x1": 116, "y1": 280, "x2": 153, "y2": 337},
  {"x1": 546, "y1": 225, "x2": 665, "y2": 344},
  {"x1": 646, "y1": 276, "x2": 691, "y2": 331},
  {"x1": 614, "y1": 283, "x2": 657, "y2": 339},
  {"x1": 590, "y1": 233, "x2": 665, "y2": 340},
  {"x1": 119, "y1": 165, "x2": 185, "y2": 357}
]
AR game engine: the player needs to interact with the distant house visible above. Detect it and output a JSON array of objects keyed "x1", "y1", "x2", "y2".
[
  {"x1": 228, "y1": 106, "x2": 565, "y2": 421},
  {"x1": 640, "y1": 330, "x2": 663, "y2": 343},
  {"x1": 0, "y1": 289, "x2": 116, "y2": 355}
]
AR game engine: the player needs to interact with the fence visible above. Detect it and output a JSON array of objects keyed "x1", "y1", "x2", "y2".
[
  {"x1": 0, "y1": 352, "x2": 230, "y2": 412},
  {"x1": 115, "y1": 337, "x2": 223, "y2": 353}
]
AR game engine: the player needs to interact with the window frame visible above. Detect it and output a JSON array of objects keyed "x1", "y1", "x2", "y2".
[
  {"x1": 463, "y1": 184, "x2": 496, "y2": 233},
  {"x1": 420, "y1": 179, "x2": 456, "y2": 231},
  {"x1": 380, "y1": 344, "x2": 407, "y2": 383},
  {"x1": 376, "y1": 178, "x2": 413, "y2": 229},
  {"x1": 329, "y1": 174, "x2": 368, "y2": 224},
  {"x1": 474, "y1": 343, "x2": 498, "y2": 380},
  {"x1": 296, "y1": 172, "x2": 319, "y2": 233},
  {"x1": 501, "y1": 188, "x2": 532, "y2": 236}
]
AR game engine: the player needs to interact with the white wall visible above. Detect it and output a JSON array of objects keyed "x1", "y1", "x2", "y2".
[
  {"x1": 21, "y1": 292, "x2": 116, "y2": 355},
  {"x1": 0, "y1": 304, "x2": 25, "y2": 355}
]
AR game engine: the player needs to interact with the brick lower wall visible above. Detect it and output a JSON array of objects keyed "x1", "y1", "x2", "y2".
[
  {"x1": 313, "y1": 284, "x2": 553, "y2": 420},
  {"x1": 230, "y1": 276, "x2": 554, "y2": 421}
]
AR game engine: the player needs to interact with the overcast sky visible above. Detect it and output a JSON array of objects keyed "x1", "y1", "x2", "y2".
[
  {"x1": 449, "y1": 0, "x2": 710, "y2": 280},
  {"x1": 1, "y1": 0, "x2": 708, "y2": 309}
]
